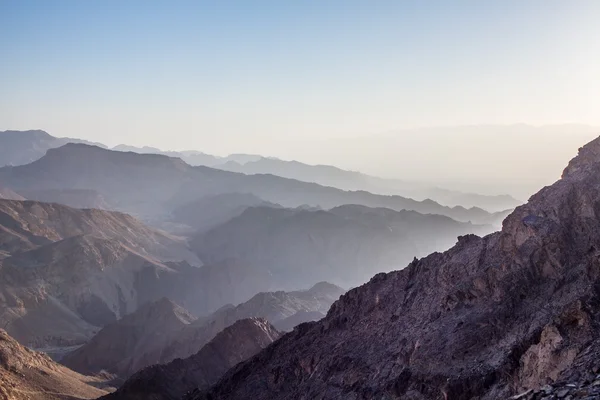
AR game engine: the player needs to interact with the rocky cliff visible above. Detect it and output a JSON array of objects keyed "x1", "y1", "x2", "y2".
[{"x1": 190, "y1": 137, "x2": 600, "y2": 399}]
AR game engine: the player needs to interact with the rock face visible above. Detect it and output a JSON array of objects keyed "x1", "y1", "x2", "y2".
[
  {"x1": 193, "y1": 205, "x2": 495, "y2": 288},
  {"x1": 191, "y1": 136, "x2": 600, "y2": 399},
  {"x1": 63, "y1": 283, "x2": 344, "y2": 379},
  {"x1": 102, "y1": 318, "x2": 280, "y2": 400},
  {"x1": 61, "y1": 298, "x2": 196, "y2": 378},
  {"x1": 0, "y1": 329, "x2": 109, "y2": 400},
  {"x1": 0, "y1": 142, "x2": 501, "y2": 224}
]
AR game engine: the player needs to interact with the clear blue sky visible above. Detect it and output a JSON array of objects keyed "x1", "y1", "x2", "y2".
[{"x1": 1, "y1": 0, "x2": 599, "y2": 154}]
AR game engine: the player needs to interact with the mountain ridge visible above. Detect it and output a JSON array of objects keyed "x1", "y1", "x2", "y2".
[{"x1": 189, "y1": 137, "x2": 600, "y2": 399}]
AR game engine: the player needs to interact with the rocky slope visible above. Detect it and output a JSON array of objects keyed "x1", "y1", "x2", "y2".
[
  {"x1": 0, "y1": 329, "x2": 109, "y2": 400},
  {"x1": 0, "y1": 142, "x2": 502, "y2": 224},
  {"x1": 190, "y1": 137, "x2": 600, "y2": 400},
  {"x1": 0, "y1": 199, "x2": 197, "y2": 263},
  {"x1": 193, "y1": 205, "x2": 495, "y2": 288},
  {"x1": 63, "y1": 283, "x2": 343, "y2": 378},
  {"x1": 0, "y1": 200, "x2": 203, "y2": 347},
  {"x1": 61, "y1": 298, "x2": 196, "y2": 378},
  {"x1": 101, "y1": 318, "x2": 280, "y2": 400}
]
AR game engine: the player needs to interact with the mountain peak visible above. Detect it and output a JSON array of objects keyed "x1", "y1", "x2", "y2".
[{"x1": 562, "y1": 135, "x2": 600, "y2": 179}]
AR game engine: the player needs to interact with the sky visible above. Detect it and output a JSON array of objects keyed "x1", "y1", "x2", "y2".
[{"x1": 1, "y1": 0, "x2": 600, "y2": 188}]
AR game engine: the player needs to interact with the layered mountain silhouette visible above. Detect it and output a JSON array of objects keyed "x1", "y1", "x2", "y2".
[
  {"x1": 193, "y1": 205, "x2": 496, "y2": 288},
  {"x1": 0, "y1": 142, "x2": 505, "y2": 225},
  {"x1": 0, "y1": 131, "x2": 515, "y2": 222},
  {"x1": 63, "y1": 283, "x2": 343, "y2": 378},
  {"x1": 172, "y1": 192, "x2": 280, "y2": 233},
  {"x1": 0, "y1": 129, "x2": 106, "y2": 167},
  {"x1": 189, "y1": 137, "x2": 600, "y2": 399},
  {"x1": 101, "y1": 318, "x2": 280, "y2": 400},
  {"x1": 0, "y1": 329, "x2": 109, "y2": 399}
]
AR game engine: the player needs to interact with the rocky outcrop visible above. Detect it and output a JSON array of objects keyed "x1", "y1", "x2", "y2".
[
  {"x1": 190, "y1": 137, "x2": 600, "y2": 399},
  {"x1": 0, "y1": 329, "x2": 109, "y2": 400},
  {"x1": 102, "y1": 318, "x2": 280, "y2": 400},
  {"x1": 64, "y1": 283, "x2": 343, "y2": 379},
  {"x1": 192, "y1": 205, "x2": 495, "y2": 288}
]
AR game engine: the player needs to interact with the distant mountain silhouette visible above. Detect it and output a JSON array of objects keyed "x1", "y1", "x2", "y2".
[
  {"x1": 0, "y1": 129, "x2": 106, "y2": 167},
  {"x1": 0, "y1": 143, "x2": 505, "y2": 225},
  {"x1": 192, "y1": 204, "x2": 496, "y2": 288}
]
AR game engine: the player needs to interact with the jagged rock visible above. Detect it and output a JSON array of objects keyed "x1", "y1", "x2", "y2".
[
  {"x1": 101, "y1": 318, "x2": 280, "y2": 400},
  {"x1": 190, "y1": 137, "x2": 600, "y2": 399}
]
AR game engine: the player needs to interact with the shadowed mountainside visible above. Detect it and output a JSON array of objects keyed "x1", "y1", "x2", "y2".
[
  {"x1": 192, "y1": 204, "x2": 496, "y2": 288},
  {"x1": 100, "y1": 318, "x2": 280, "y2": 400},
  {"x1": 189, "y1": 138, "x2": 600, "y2": 399},
  {"x1": 62, "y1": 283, "x2": 343, "y2": 378}
]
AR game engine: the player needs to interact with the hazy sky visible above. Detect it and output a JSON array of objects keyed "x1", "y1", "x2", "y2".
[{"x1": 1, "y1": 1, "x2": 599, "y2": 157}]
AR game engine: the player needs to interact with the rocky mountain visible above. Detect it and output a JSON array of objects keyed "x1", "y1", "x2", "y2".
[
  {"x1": 0, "y1": 129, "x2": 106, "y2": 167},
  {"x1": 101, "y1": 318, "x2": 280, "y2": 400},
  {"x1": 61, "y1": 298, "x2": 196, "y2": 378},
  {"x1": 190, "y1": 137, "x2": 600, "y2": 400},
  {"x1": 0, "y1": 329, "x2": 109, "y2": 399},
  {"x1": 0, "y1": 199, "x2": 203, "y2": 348},
  {"x1": 0, "y1": 199, "x2": 197, "y2": 262},
  {"x1": 192, "y1": 204, "x2": 496, "y2": 288},
  {"x1": 0, "y1": 143, "x2": 503, "y2": 225},
  {"x1": 63, "y1": 283, "x2": 343, "y2": 378}
]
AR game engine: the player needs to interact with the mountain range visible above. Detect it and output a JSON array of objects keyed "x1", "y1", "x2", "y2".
[
  {"x1": 188, "y1": 136, "x2": 600, "y2": 399},
  {"x1": 0, "y1": 141, "x2": 508, "y2": 228},
  {"x1": 0, "y1": 129, "x2": 520, "y2": 213},
  {"x1": 192, "y1": 205, "x2": 496, "y2": 288},
  {"x1": 62, "y1": 283, "x2": 344, "y2": 379}
]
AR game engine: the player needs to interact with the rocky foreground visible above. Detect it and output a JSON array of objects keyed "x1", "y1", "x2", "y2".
[{"x1": 189, "y1": 137, "x2": 600, "y2": 400}]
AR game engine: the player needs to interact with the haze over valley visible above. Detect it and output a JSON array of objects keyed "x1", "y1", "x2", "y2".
[{"x1": 2, "y1": 1, "x2": 600, "y2": 399}]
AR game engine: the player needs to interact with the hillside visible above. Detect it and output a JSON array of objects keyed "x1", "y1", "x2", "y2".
[
  {"x1": 190, "y1": 136, "x2": 600, "y2": 399},
  {"x1": 101, "y1": 318, "x2": 280, "y2": 400},
  {"x1": 0, "y1": 329, "x2": 109, "y2": 400},
  {"x1": 63, "y1": 283, "x2": 344, "y2": 378}
]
